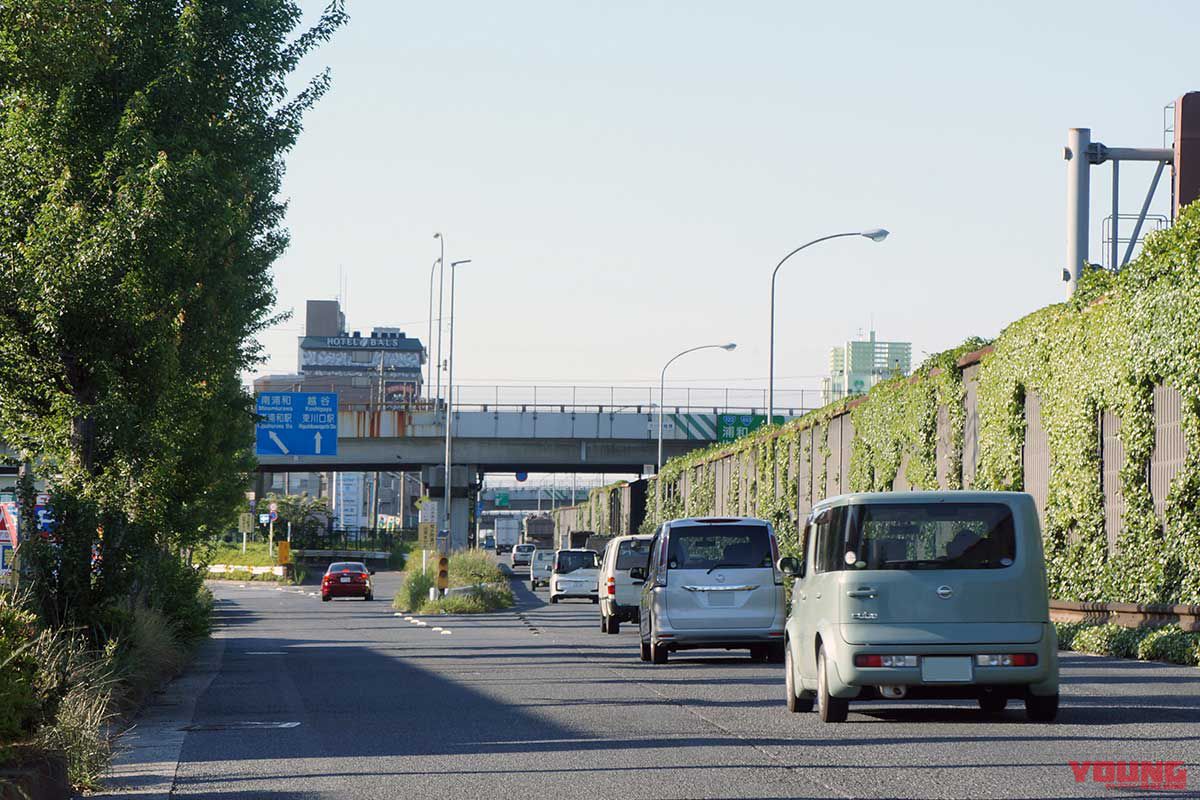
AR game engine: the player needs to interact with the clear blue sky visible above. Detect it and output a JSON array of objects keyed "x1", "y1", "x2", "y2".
[{"x1": 254, "y1": 0, "x2": 1199, "y2": 403}]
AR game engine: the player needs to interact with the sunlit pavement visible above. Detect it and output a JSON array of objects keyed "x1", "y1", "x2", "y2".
[{"x1": 96, "y1": 569, "x2": 1200, "y2": 799}]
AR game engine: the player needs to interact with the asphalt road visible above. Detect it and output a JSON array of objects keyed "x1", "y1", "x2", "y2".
[{"x1": 104, "y1": 565, "x2": 1200, "y2": 799}]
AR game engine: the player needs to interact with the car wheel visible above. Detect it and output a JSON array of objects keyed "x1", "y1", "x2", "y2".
[
  {"x1": 750, "y1": 645, "x2": 769, "y2": 662},
  {"x1": 321, "y1": 595, "x2": 331, "y2": 602},
  {"x1": 591, "y1": 596, "x2": 599, "y2": 604},
  {"x1": 649, "y1": 619, "x2": 668, "y2": 664},
  {"x1": 550, "y1": 595, "x2": 558, "y2": 604},
  {"x1": 609, "y1": 617, "x2": 620, "y2": 635},
  {"x1": 978, "y1": 694, "x2": 1007, "y2": 713},
  {"x1": 531, "y1": 581, "x2": 538, "y2": 592},
  {"x1": 767, "y1": 641, "x2": 786, "y2": 663},
  {"x1": 1025, "y1": 692, "x2": 1059, "y2": 722},
  {"x1": 639, "y1": 638, "x2": 651, "y2": 662},
  {"x1": 364, "y1": 593, "x2": 373, "y2": 601},
  {"x1": 817, "y1": 646, "x2": 848, "y2": 723},
  {"x1": 600, "y1": 615, "x2": 609, "y2": 633},
  {"x1": 785, "y1": 643, "x2": 815, "y2": 713}
]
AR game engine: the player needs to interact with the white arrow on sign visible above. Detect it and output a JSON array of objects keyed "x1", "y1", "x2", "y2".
[
  {"x1": 268, "y1": 431, "x2": 290, "y2": 455},
  {"x1": 314, "y1": 432, "x2": 322, "y2": 454}
]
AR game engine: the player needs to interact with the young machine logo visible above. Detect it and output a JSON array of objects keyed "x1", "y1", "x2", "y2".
[{"x1": 1069, "y1": 761, "x2": 1187, "y2": 792}]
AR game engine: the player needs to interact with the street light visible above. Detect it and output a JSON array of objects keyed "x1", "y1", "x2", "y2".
[
  {"x1": 768, "y1": 229, "x2": 888, "y2": 421},
  {"x1": 659, "y1": 343, "x2": 737, "y2": 472},
  {"x1": 425, "y1": 256, "x2": 441, "y2": 401},
  {"x1": 443, "y1": 258, "x2": 473, "y2": 546},
  {"x1": 433, "y1": 233, "x2": 445, "y2": 407}
]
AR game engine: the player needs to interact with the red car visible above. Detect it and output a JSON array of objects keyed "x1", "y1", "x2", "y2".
[{"x1": 321, "y1": 562, "x2": 375, "y2": 601}]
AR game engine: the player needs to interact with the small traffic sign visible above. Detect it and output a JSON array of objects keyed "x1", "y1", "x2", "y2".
[
  {"x1": 515, "y1": 471, "x2": 528, "y2": 482},
  {"x1": 269, "y1": 511, "x2": 278, "y2": 523},
  {"x1": 255, "y1": 392, "x2": 338, "y2": 457},
  {"x1": 258, "y1": 513, "x2": 270, "y2": 525},
  {"x1": 238, "y1": 513, "x2": 254, "y2": 533},
  {"x1": 269, "y1": 502, "x2": 278, "y2": 513},
  {"x1": 417, "y1": 522, "x2": 436, "y2": 549}
]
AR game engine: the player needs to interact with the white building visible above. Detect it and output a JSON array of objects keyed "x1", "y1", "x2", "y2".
[{"x1": 822, "y1": 330, "x2": 912, "y2": 404}]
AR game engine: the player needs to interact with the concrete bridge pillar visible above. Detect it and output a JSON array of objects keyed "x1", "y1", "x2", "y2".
[{"x1": 421, "y1": 464, "x2": 478, "y2": 551}]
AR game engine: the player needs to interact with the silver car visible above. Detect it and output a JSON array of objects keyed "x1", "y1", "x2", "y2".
[
  {"x1": 633, "y1": 517, "x2": 785, "y2": 664},
  {"x1": 781, "y1": 492, "x2": 1060, "y2": 723}
]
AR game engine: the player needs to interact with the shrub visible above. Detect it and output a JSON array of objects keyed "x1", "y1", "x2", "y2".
[
  {"x1": 111, "y1": 605, "x2": 186, "y2": 708},
  {"x1": 394, "y1": 570, "x2": 437, "y2": 612},
  {"x1": 447, "y1": 550, "x2": 505, "y2": 586},
  {"x1": 421, "y1": 583, "x2": 514, "y2": 615},
  {"x1": 1134, "y1": 627, "x2": 1200, "y2": 666},
  {"x1": 0, "y1": 595, "x2": 42, "y2": 758},
  {"x1": 1054, "y1": 621, "x2": 1200, "y2": 667},
  {"x1": 1070, "y1": 623, "x2": 1143, "y2": 659}
]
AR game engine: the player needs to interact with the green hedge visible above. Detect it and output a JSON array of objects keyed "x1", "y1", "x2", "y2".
[
  {"x1": 1055, "y1": 622, "x2": 1200, "y2": 667},
  {"x1": 645, "y1": 204, "x2": 1200, "y2": 605}
]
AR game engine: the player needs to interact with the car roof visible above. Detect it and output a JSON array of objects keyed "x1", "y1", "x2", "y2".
[
  {"x1": 610, "y1": 534, "x2": 653, "y2": 542},
  {"x1": 811, "y1": 491, "x2": 1033, "y2": 510},
  {"x1": 667, "y1": 516, "x2": 769, "y2": 528},
  {"x1": 557, "y1": 548, "x2": 598, "y2": 554}
]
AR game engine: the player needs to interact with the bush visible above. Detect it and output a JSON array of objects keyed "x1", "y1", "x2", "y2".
[
  {"x1": 0, "y1": 595, "x2": 42, "y2": 758},
  {"x1": 421, "y1": 583, "x2": 514, "y2": 615},
  {"x1": 447, "y1": 550, "x2": 504, "y2": 586},
  {"x1": 394, "y1": 570, "x2": 437, "y2": 612},
  {"x1": 1054, "y1": 621, "x2": 1200, "y2": 667},
  {"x1": 110, "y1": 605, "x2": 186, "y2": 708}
]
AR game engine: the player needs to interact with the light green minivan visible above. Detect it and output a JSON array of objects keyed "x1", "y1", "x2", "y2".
[{"x1": 780, "y1": 492, "x2": 1059, "y2": 723}]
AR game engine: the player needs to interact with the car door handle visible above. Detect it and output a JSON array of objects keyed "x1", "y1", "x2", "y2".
[{"x1": 846, "y1": 587, "x2": 878, "y2": 599}]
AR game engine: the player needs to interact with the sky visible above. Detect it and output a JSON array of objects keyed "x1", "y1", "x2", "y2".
[{"x1": 253, "y1": 0, "x2": 1200, "y2": 409}]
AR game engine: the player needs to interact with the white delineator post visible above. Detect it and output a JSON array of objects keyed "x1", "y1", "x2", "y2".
[{"x1": 1065, "y1": 127, "x2": 1092, "y2": 297}]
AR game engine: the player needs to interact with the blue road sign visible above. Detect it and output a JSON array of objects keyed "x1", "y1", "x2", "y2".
[
  {"x1": 515, "y1": 471, "x2": 528, "y2": 482},
  {"x1": 0, "y1": 543, "x2": 12, "y2": 573},
  {"x1": 255, "y1": 392, "x2": 338, "y2": 457}
]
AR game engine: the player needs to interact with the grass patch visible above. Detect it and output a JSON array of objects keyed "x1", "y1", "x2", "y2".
[
  {"x1": 392, "y1": 551, "x2": 514, "y2": 614},
  {"x1": 1054, "y1": 621, "x2": 1200, "y2": 667},
  {"x1": 206, "y1": 541, "x2": 279, "y2": 567}
]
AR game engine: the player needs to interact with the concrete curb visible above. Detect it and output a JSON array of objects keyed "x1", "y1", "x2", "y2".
[{"x1": 90, "y1": 634, "x2": 227, "y2": 798}]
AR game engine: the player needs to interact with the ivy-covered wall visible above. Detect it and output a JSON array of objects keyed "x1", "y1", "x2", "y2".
[{"x1": 642, "y1": 204, "x2": 1200, "y2": 606}]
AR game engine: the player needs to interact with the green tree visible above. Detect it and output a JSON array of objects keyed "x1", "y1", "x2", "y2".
[
  {"x1": 0, "y1": 1, "x2": 346, "y2": 627},
  {"x1": 265, "y1": 492, "x2": 330, "y2": 541}
]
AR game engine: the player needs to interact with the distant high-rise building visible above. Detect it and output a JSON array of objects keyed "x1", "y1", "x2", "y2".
[{"x1": 821, "y1": 330, "x2": 911, "y2": 404}]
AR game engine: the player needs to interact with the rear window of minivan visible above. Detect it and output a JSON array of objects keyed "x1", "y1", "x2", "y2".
[
  {"x1": 835, "y1": 503, "x2": 1016, "y2": 571},
  {"x1": 667, "y1": 525, "x2": 771, "y2": 570},
  {"x1": 615, "y1": 539, "x2": 651, "y2": 571}
]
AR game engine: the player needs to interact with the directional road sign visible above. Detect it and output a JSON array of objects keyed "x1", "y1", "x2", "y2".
[{"x1": 255, "y1": 392, "x2": 338, "y2": 457}]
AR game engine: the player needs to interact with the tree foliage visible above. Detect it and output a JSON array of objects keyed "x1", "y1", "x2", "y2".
[{"x1": 0, "y1": 1, "x2": 346, "y2": 627}]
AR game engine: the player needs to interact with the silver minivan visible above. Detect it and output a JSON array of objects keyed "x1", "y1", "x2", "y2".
[
  {"x1": 598, "y1": 535, "x2": 652, "y2": 634},
  {"x1": 633, "y1": 517, "x2": 785, "y2": 664},
  {"x1": 781, "y1": 492, "x2": 1060, "y2": 722}
]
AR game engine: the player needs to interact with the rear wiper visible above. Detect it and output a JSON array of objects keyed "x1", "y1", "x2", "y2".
[
  {"x1": 882, "y1": 559, "x2": 946, "y2": 569},
  {"x1": 707, "y1": 561, "x2": 746, "y2": 574}
]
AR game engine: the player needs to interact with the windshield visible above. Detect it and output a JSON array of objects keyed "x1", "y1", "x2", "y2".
[
  {"x1": 840, "y1": 503, "x2": 1016, "y2": 570},
  {"x1": 667, "y1": 525, "x2": 771, "y2": 570},
  {"x1": 555, "y1": 550, "x2": 599, "y2": 573},
  {"x1": 328, "y1": 562, "x2": 366, "y2": 573},
  {"x1": 514, "y1": 545, "x2": 535, "y2": 553},
  {"x1": 615, "y1": 539, "x2": 652, "y2": 571},
  {"x1": 534, "y1": 551, "x2": 555, "y2": 562}
]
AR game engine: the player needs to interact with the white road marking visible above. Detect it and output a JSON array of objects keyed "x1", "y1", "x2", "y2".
[
  {"x1": 431, "y1": 627, "x2": 443, "y2": 631},
  {"x1": 439, "y1": 630, "x2": 452, "y2": 635}
]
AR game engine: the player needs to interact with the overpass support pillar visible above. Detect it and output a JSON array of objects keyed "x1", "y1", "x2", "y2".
[{"x1": 421, "y1": 464, "x2": 478, "y2": 551}]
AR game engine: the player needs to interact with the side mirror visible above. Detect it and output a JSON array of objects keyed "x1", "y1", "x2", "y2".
[
  {"x1": 629, "y1": 566, "x2": 647, "y2": 582},
  {"x1": 778, "y1": 557, "x2": 800, "y2": 577}
]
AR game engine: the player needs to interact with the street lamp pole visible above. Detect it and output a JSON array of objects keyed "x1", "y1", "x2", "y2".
[
  {"x1": 426, "y1": 256, "x2": 440, "y2": 401},
  {"x1": 443, "y1": 258, "x2": 473, "y2": 548},
  {"x1": 768, "y1": 229, "x2": 889, "y2": 422},
  {"x1": 433, "y1": 233, "x2": 445, "y2": 408},
  {"x1": 659, "y1": 343, "x2": 737, "y2": 472}
]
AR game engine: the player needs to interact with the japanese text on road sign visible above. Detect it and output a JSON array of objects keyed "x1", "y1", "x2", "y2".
[{"x1": 255, "y1": 392, "x2": 338, "y2": 457}]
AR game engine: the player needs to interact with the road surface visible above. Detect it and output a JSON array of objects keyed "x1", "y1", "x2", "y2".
[{"x1": 98, "y1": 568, "x2": 1199, "y2": 799}]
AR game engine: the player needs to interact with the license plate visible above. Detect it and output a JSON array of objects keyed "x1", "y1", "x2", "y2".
[
  {"x1": 339, "y1": 577, "x2": 350, "y2": 583},
  {"x1": 707, "y1": 592, "x2": 735, "y2": 607},
  {"x1": 921, "y1": 656, "x2": 973, "y2": 683}
]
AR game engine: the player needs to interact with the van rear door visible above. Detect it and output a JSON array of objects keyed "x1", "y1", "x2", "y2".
[
  {"x1": 663, "y1": 521, "x2": 779, "y2": 630},
  {"x1": 835, "y1": 500, "x2": 1047, "y2": 644}
]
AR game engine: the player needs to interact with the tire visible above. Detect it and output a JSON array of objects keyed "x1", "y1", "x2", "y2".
[
  {"x1": 785, "y1": 643, "x2": 815, "y2": 713},
  {"x1": 364, "y1": 593, "x2": 373, "y2": 602},
  {"x1": 639, "y1": 638, "x2": 651, "y2": 662},
  {"x1": 1025, "y1": 692, "x2": 1059, "y2": 722},
  {"x1": 768, "y1": 641, "x2": 786, "y2": 664},
  {"x1": 978, "y1": 694, "x2": 1007, "y2": 713},
  {"x1": 609, "y1": 617, "x2": 620, "y2": 635},
  {"x1": 600, "y1": 615, "x2": 609, "y2": 633},
  {"x1": 649, "y1": 617, "x2": 669, "y2": 664},
  {"x1": 531, "y1": 581, "x2": 538, "y2": 592},
  {"x1": 321, "y1": 595, "x2": 331, "y2": 602},
  {"x1": 817, "y1": 647, "x2": 849, "y2": 723},
  {"x1": 750, "y1": 645, "x2": 769, "y2": 662},
  {"x1": 550, "y1": 595, "x2": 559, "y2": 604}
]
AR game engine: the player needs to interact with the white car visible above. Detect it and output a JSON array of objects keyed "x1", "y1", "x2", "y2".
[
  {"x1": 512, "y1": 543, "x2": 536, "y2": 568},
  {"x1": 549, "y1": 549, "x2": 600, "y2": 604},
  {"x1": 598, "y1": 535, "x2": 652, "y2": 633},
  {"x1": 530, "y1": 549, "x2": 555, "y2": 590}
]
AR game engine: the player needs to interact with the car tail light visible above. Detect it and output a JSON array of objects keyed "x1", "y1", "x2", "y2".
[
  {"x1": 769, "y1": 533, "x2": 782, "y2": 585},
  {"x1": 976, "y1": 653, "x2": 1037, "y2": 667},
  {"x1": 855, "y1": 654, "x2": 918, "y2": 668},
  {"x1": 606, "y1": 577, "x2": 615, "y2": 596}
]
